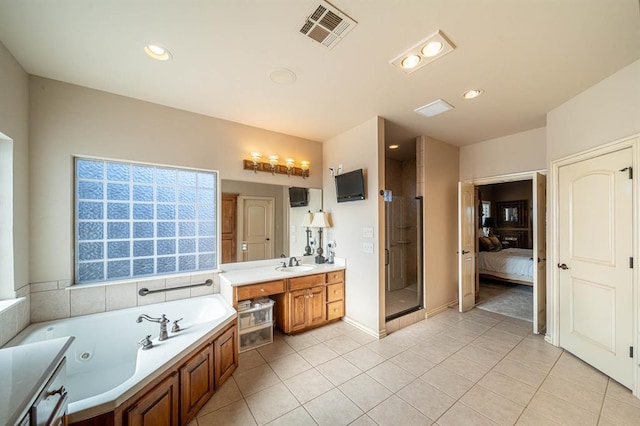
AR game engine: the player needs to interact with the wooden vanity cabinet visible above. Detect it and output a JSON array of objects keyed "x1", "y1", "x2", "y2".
[
  {"x1": 289, "y1": 285, "x2": 326, "y2": 332},
  {"x1": 326, "y1": 270, "x2": 345, "y2": 321},
  {"x1": 179, "y1": 345, "x2": 214, "y2": 425},
  {"x1": 124, "y1": 372, "x2": 179, "y2": 426},
  {"x1": 214, "y1": 323, "x2": 238, "y2": 388}
]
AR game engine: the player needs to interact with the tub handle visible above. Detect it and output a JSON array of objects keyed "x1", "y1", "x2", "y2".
[
  {"x1": 139, "y1": 335, "x2": 153, "y2": 350},
  {"x1": 172, "y1": 318, "x2": 183, "y2": 333}
]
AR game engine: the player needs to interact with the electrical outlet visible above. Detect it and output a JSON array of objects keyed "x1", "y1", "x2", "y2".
[
  {"x1": 362, "y1": 227, "x2": 374, "y2": 238},
  {"x1": 362, "y1": 242, "x2": 374, "y2": 253}
]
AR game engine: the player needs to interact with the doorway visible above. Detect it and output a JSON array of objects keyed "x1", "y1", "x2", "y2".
[
  {"x1": 384, "y1": 139, "x2": 424, "y2": 320},
  {"x1": 238, "y1": 196, "x2": 275, "y2": 261}
]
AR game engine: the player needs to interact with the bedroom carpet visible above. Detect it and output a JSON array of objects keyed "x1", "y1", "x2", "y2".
[{"x1": 476, "y1": 281, "x2": 533, "y2": 322}]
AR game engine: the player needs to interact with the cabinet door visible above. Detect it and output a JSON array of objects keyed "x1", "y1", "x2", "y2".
[
  {"x1": 289, "y1": 289, "x2": 308, "y2": 332},
  {"x1": 180, "y1": 344, "x2": 214, "y2": 425},
  {"x1": 214, "y1": 324, "x2": 238, "y2": 388},
  {"x1": 125, "y1": 373, "x2": 179, "y2": 426},
  {"x1": 307, "y1": 286, "x2": 326, "y2": 327}
]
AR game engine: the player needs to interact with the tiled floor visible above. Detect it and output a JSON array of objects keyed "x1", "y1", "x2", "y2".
[
  {"x1": 190, "y1": 308, "x2": 640, "y2": 425},
  {"x1": 385, "y1": 285, "x2": 420, "y2": 317}
]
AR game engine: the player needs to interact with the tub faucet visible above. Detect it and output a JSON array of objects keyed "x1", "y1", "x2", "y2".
[
  {"x1": 288, "y1": 257, "x2": 299, "y2": 267},
  {"x1": 136, "y1": 314, "x2": 170, "y2": 341}
]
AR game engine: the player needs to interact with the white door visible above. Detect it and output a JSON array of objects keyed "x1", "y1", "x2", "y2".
[
  {"x1": 558, "y1": 148, "x2": 633, "y2": 388},
  {"x1": 386, "y1": 196, "x2": 405, "y2": 291},
  {"x1": 533, "y1": 173, "x2": 547, "y2": 334},
  {"x1": 241, "y1": 197, "x2": 274, "y2": 261},
  {"x1": 458, "y1": 182, "x2": 476, "y2": 312}
]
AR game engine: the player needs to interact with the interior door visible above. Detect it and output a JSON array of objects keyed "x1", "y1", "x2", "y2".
[
  {"x1": 386, "y1": 196, "x2": 405, "y2": 291},
  {"x1": 558, "y1": 148, "x2": 633, "y2": 388},
  {"x1": 533, "y1": 173, "x2": 547, "y2": 334},
  {"x1": 241, "y1": 197, "x2": 274, "y2": 261},
  {"x1": 458, "y1": 182, "x2": 476, "y2": 312}
]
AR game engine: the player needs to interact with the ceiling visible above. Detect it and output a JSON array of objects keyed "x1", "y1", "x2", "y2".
[{"x1": 1, "y1": 1, "x2": 639, "y2": 149}]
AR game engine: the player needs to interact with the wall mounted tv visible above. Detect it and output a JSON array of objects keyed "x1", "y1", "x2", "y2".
[
  {"x1": 288, "y1": 187, "x2": 309, "y2": 207},
  {"x1": 335, "y1": 169, "x2": 365, "y2": 203}
]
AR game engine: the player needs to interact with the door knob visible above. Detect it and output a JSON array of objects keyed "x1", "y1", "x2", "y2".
[
  {"x1": 557, "y1": 263, "x2": 569, "y2": 270},
  {"x1": 461, "y1": 250, "x2": 470, "y2": 255}
]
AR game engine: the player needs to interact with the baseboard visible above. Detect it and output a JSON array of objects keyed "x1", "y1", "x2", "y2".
[
  {"x1": 342, "y1": 316, "x2": 382, "y2": 339},
  {"x1": 426, "y1": 299, "x2": 458, "y2": 318}
]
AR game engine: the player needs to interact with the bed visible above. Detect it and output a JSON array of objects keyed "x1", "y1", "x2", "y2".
[{"x1": 477, "y1": 245, "x2": 534, "y2": 286}]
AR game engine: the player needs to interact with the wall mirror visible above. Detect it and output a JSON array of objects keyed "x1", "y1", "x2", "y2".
[
  {"x1": 496, "y1": 200, "x2": 527, "y2": 228},
  {"x1": 221, "y1": 179, "x2": 321, "y2": 264}
]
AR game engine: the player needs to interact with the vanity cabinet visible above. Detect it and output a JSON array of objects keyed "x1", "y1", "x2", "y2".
[
  {"x1": 233, "y1": 279, "x2": 285, "y2": 307},
  {"x1": 125, "y1": 372, "x2": 179, "y2": 426},
  {"x1": 326, "y1": 270, "x2": 345, "y2": 321},
  {"x1": 179, "y1": 345, "x2": 214, "y2": 424},
  {"x1": 213, "y1": 324, "x2": 238, "y2": 388},
  {"x1": 289, "y1": 286, "x2": 327, "y2": 332}
]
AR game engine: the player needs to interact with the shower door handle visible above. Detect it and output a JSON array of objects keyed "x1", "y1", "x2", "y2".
[{"x1": 385, "y1": 248, "x2": 389, "y2": 266}]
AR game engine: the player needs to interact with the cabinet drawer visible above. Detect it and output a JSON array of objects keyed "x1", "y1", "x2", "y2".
[
  {"x1": 289, "y1": 273, "x2": 325, "y2": 291},
  {"x1": 326, "y1": 270, "x2": 344, "y2": 284},
  {"x1": 236, "y1": 280, "x2": 284, "y2": 301},
  {"x1": 326, "y1": 301, "x2": 344, "y2": 321},
  {"x1": 326, "y1": 283, "x2": 344, "y2": 302}
]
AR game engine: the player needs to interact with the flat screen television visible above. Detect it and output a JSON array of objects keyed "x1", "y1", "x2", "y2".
[
  {"x1": 335, "y1": 169, "x2": 365, "y2": 203},
  {"x1": 288, "y1": 187, "x2": 309, "y2": 207}
]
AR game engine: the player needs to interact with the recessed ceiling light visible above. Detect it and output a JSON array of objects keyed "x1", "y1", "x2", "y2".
[
  {"x1": 388, "y1": 145, "x2": 399, "y2": 149},
  {"x1": 401, "y1": 55, "x2": 421, "y2": 69},
  {"x1": 269, "y1": 68, "x2": 297, "y2": 85},
  {"x1": 421, "y1": 41, "x2": 443, "y2": 57},
  {"x1": 461, "y1": 89, "x2": 484, "y2": 99},
  {"x1": 144, "y1": 44, "x2": 172, "y2": 61},
  {"x1": 414, "y1": 99, "x2": 454, "y2": 118}
]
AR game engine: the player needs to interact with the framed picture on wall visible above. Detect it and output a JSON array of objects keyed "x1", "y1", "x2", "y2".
[{"x1": 497, "y1": 200, "x2": 527, "y2": 228}]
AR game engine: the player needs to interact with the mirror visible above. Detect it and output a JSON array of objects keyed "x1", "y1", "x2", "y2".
[
  {"x1": 496, "y1": 200, "x2": 527, "y2": 228},
  {"x1": 221, "y1": 179, "x2": 322, "y2": 264}
]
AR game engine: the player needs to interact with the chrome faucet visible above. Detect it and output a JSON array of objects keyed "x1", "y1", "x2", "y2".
[
  {"x1": 136, "y1": 314, "x2": 170, "y2": 341},
  {"x1": 288, "y1": 257, "x2": 300, "y2": 267}
]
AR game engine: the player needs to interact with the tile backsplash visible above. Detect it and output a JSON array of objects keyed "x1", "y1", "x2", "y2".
[
  {"x1": 0, "y1": 294, "x2": 30, "y2": 346},
  {"x1": 29, "y1": 273, "x2": 219, "y2": 323}
]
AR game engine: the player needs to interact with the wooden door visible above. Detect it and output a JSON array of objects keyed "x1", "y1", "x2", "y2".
[
  {"x1": 241, "y1": 197, "x2": 274, "y2": 261},
  {"x1": 289, "y1": 289, "x2": 308, "y2": 332},
  {"x1": 307, "y1": 286, "x2": 326, "y2": 327},
  {"x1": 221, "y1": 193, "x2": 238, "y2": 264},
  {"x1": 180, "y1": 345, "x2": 214, "y2": 424},
  {"x1": 214, "y1": 324, "x2": 238, "y2": 388},
  {"x1": 125, "y1": 373, "x2": 179, "y2": 426},
  {"x1": 533, "y1": 173, "x2": 547, "y2": 334},
  {"x1": 558, "y1": 148, "x2": 633, "y2": 388},
  {"x1": 458, "y1": 182, "x2": 476, "y2": 312}
]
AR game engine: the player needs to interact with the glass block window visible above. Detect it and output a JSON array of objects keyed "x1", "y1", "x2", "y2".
[{"x1": 75, "y1": 158, "x2": 218, "y2": 284}]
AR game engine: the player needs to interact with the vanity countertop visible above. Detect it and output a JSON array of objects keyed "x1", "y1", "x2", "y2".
[
  {"x1": 0, "y1": 336, "x2": 74, "y2": 425},
  {"x1": 220, "y1": 257, "x2": 346, "y2": 287}
]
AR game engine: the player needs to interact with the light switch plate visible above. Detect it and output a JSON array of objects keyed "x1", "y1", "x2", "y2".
[
  {"x1": 363, "y1": 242, "x2": 374, "y2": 253},
  {"x1": 362, "y1": 227, "x2": 374, "y2": 238}
]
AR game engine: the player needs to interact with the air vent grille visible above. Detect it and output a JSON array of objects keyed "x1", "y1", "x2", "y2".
[{"x1": 298, "y1": 1, "x2": 357, "y2": 49}]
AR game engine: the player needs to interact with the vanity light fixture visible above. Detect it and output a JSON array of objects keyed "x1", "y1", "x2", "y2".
[
  {"x1": 268, "y1": 155, "x2": 279, "y2": 175},
  {"x1": 285, "y1": 158, "x2": 295, "y2": 177},
  {"x1": 243, "y1": 154, "x2": 310, "y2": 178},
  {"x1": 300, "y1": 161, "x2": 310, "y2": 179},
  {"x1": 251, "y1": 152, "x2": 262, "y2": 173},
  {"x1": 461, "y1": 89, "x2": 484, "y2": 100},
  {"x1": 390, "y1": 30, "x2": 455, "y2": 74},
  {"x1": 388, "y1": 144, "x2": 399, "y2": 149},
  {"x1": 144, "y1": 44, "x2": 172, "y2": 61}
]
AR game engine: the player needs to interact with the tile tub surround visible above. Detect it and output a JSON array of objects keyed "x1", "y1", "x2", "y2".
[
  {"x1": 29, "y1": 272, "x2": 218, "y2": 323},
  {"x1": 189, "y1": 309, "x2": 640, "y2": 425},
  {"x1": 0, "y1": 296, "x2": 30, "y2": 347}
]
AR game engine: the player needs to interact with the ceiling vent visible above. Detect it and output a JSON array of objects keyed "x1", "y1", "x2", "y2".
[{"x1": 299, "y1": 1, "x2": 357, "y2": 49}]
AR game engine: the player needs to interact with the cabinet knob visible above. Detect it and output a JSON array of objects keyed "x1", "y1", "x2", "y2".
[{"x1": 260, "y1": 288, "x2": 265, "y2": 292}]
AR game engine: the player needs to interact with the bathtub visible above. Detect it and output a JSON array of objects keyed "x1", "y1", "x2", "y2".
[{"x1": 6, "y1": 294, "x2": 236, "y2": 423}]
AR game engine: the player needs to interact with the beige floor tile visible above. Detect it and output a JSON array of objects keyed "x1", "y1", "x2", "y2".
[
  {"x1": 197, "y1": 399, "x2": 257, "y2": 426},
  {"x1": 600, "y1": 396, "x2": 640, "y2": 425},
  {"x1": 460, "y1": 385, "x2": 525, "y2": 426},
  {"x1": 234, "y1": 350, "x2": 266, "y2": 375},
  {"x1": 527, "y1": 390, "x2": 598, "y2": 426},
  {"x1": 440, "y1": 352, "x2": 491, "y2": 383},
  {"x1": 478, "y1": 371, "x2": 537, "y2": 406},
  {"x1": 437, "y1": 401, "x2": 498, "y2": 426},
  {"x1": 456, "y1": 343, "x2": 504, "y2": 368},
  {"x1": 473, "y1": 333, "x2": 520, "y2": 356},
  {"x1": 421, "y1": 365, "x2": 474, "y2": 399},
  {"x1": 304, "y1": 388, "x2": 364, "y2": 426},
  {"x1": 390, "y1": 348, "x2": 436, "y2": 376},
  {"x1": 505, "y1": 344, "x2": 560, "y2": 373},
  {"x1": 348, "y1": 414, "x2": 378, "y2": 425},
  {"x1": 324, "y1": 334, "x2": 362, "y2": 355},
  {"x1": 268, "y1": 352, "x2": 313, "y2": 380},
  {"x1": 412, "y1": 339, "x2": 458, "y2": 364},
  {"x1": 331, "y1": 320, "x2": 360, "y2": 334},
  {"x1": 605, "y1": 379, "x2": 640, "y2": 408},
  {"x1": 396, "y1": 377, "x2": 455, "y2": 420},
  {"x1": 245, "y1": 383, "x2": 300, "y2": 425},
  {"x1": 347, "y1": 329, "x2": 378, "y2": 345},
  {"x1": 515, "y1": 408, "x2": 561, "y2": 425},
  {"x1": 365, "y1": 338, "x2": 408, "y2": 359},
  {"x1": 284, "y1": 368, "x2": 334, "y2": 404},
  {"x1": 540, "y1": 373, "x2": 605, "y2": 413},
  {"x1": 549, "y1": 352, "x2": 608, "y2": 395},
  {"x1": 234, "y1": 364, "x2": 281, "y2": 397},
  {"x1": 257, "y1": 339, "x2": 295, "y2": 362},
  {"x1": 492, "y1": 358, "x2": 548, "y2": 388},
  {"x1": 342, "y1": 346, "x2": 386, "y2": 371},
  {"x1": 317, "y1": 356, "x2": 362, "y2": 386},
  {"x1": 440, "y1": 324, "x2": 485, "y2": 342},
  {"x1": 298, "y1": 342, "x2": 340, "y2": 366},
  {"x1": 283, "y1": 332, "x2": 321, "y2": 352},
  {"x1": 265, "y1": 406, "x2": 317, "y2": 426},
  {"x1": 197, "y1": 377, "x2": 243, "y2": 416},
  {"x1": 367, "y1": 395, "x2": 432, "y2": 425},
  {"x1": 338, "y1": 373, "x2": 393, "y2": 411},
  {"x1": 492, "y1": 319, "x2": 532, "y2": 337},
  {"x1": 366, "y1": 360, "x2": 416, "y2": 392},
  {"x1": 452, "y1": 319, "x2": 493, "y2": 335},
  {"x1": 310, "y1": 323, "x2": 346, "y2": 341}
]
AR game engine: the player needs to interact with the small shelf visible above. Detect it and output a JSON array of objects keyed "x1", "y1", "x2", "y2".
[{"x1": 239, "y1": 322, "x2": 273, "y2": 353}]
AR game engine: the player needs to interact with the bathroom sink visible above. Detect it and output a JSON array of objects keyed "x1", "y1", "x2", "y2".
[{"x1": 275, "y1": 265, "x2": 318, "y2": 273}]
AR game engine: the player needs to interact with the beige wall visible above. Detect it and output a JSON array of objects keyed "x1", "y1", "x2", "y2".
[
  {"x1": 323, "y1": 117, "x2": 384, "y2": 336},
  {"x1": 422, "y1": 136, "x2": 460, "y2": 314},
  {"x1": 547, "y1": 59, "x2": 640, "y2": 161},
  {"x1": 29, "y1": 77, "x2": 322, "y2": 285},
  {"x1": 459, "y1": 127, "x2": 546, "y2": 180}
]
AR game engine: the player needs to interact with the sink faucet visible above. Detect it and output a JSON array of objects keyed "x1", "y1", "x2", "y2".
[
  {"x1": 136, "y1": 314, "x2": 170, "y2": 341},
  {"x1": 288, "y1": 257, "x2": 299, "y2": 267}
]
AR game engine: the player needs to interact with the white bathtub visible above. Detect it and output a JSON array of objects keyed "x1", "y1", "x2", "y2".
[{"x1": 7, "y1": 294, "x2": 236, "y2": 423}]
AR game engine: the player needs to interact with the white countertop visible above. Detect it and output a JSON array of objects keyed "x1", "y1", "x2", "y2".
[
  {"x1": 0, "y1": 336, "x2": 74, "y2": 425},
  {"x1": 219, "y1": 257, "x2": 346, "y2": 287}
]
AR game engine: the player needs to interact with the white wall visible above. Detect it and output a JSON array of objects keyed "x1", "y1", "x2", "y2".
[
  {"x1": 459, "y1": 127, "x2": 546, "y2": 180},
  {"x1": 323, "y1": 117, "x2": 384, "y2": 336},
  {"x1": 29, "y1": 77, "x2": 322, "y2": 284},
  {"x1": 547, "y1": 59, "x2": 640, "y2": 161}
]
